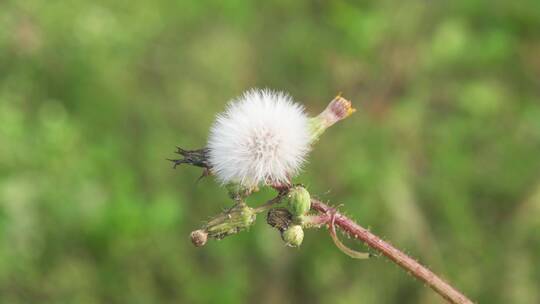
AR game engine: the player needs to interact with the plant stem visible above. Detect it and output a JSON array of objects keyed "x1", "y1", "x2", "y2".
[
  {"x1": 254, "y1": 191, "x2": 287, "y2": 213},
  {"x1": 310, "y1": 199, "x2": 473, "y2": 304}
]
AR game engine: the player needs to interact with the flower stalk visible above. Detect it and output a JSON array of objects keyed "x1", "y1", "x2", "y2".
[{"x1": 310, "y1": 199, "x2": 473, "y2": 304}]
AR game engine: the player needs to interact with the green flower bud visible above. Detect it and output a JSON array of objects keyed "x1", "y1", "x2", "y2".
[
  {"x1": 285, "y1": 186, "x2": 311, "y2": 217},
  {"x1": 281, "y1": 225, "x2": 304, "y2": 247},
  {"x1": 204, "y1": 203, "x2": 256, "y2": 240}
]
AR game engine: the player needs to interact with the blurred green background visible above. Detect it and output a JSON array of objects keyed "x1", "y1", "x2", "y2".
[{"x1": 1, "y1": 0, "x2": 540, "y2": 303}]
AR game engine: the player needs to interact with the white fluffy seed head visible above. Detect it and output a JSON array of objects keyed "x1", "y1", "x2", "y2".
[{"x1": 208, "y1": 89, "x2": 311, "y2": 188}]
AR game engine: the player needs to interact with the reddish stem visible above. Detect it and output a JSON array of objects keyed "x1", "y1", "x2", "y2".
[{"x1": 311, "y1": 199, "x2": 473, "y2": 304}]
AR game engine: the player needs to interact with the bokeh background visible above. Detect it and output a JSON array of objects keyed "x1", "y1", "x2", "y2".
[{"x1": 1, "y1": 0, "x2": 540, "y2": 303}]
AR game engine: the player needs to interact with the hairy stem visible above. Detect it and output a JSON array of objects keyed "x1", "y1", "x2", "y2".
[
  {"x1": 310, "y1": 199, "x2": 473, "y2": 304},
  {"x1": 254, "y1": 191, "x2": 288, "y2": 213}
]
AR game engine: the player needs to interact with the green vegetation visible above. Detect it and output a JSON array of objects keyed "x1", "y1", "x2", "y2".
[{"x1": 1, "y1": 1, "x2": 540, "y2": 303}]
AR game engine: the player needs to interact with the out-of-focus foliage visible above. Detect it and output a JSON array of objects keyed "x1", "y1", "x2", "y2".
[{"x1": 1, "y1": 0, "x2": 540, "y2": 303}]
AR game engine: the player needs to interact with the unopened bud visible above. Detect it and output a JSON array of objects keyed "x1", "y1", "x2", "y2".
[
  {"x1": 285, "y1": 186, "x2": 311, "y2": 217},
  {"x1": 190, "y1": 229, "x2": 208, "y2": 247},
  {"x1": 281, "y1": 225, "x2": 304, "y2": 247},
  {"x1": 205, "y1": 203, "x2": 256, "y2": 240}
]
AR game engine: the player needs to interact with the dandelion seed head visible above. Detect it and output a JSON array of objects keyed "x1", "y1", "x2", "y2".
[{"x1": 208, "y1": 89, "x2": 311, "y2": 187}]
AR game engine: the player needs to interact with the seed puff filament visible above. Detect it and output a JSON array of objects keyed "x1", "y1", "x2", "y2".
[{"x1": 207, "y1": 89, "x2": 311, "y2": 188}]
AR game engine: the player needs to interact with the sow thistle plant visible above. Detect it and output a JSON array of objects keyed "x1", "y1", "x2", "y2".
[{"x1": 170, "y1": 89, "x2": 473, "y2": 304}]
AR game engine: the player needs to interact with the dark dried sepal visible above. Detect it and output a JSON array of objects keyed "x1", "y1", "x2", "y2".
[
  {"x1": 267, "y1": 208, "x2": 293, "y2": 232},
  {"x1": 168, "y1": 147, "x2": 212, "y2": 169}
]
